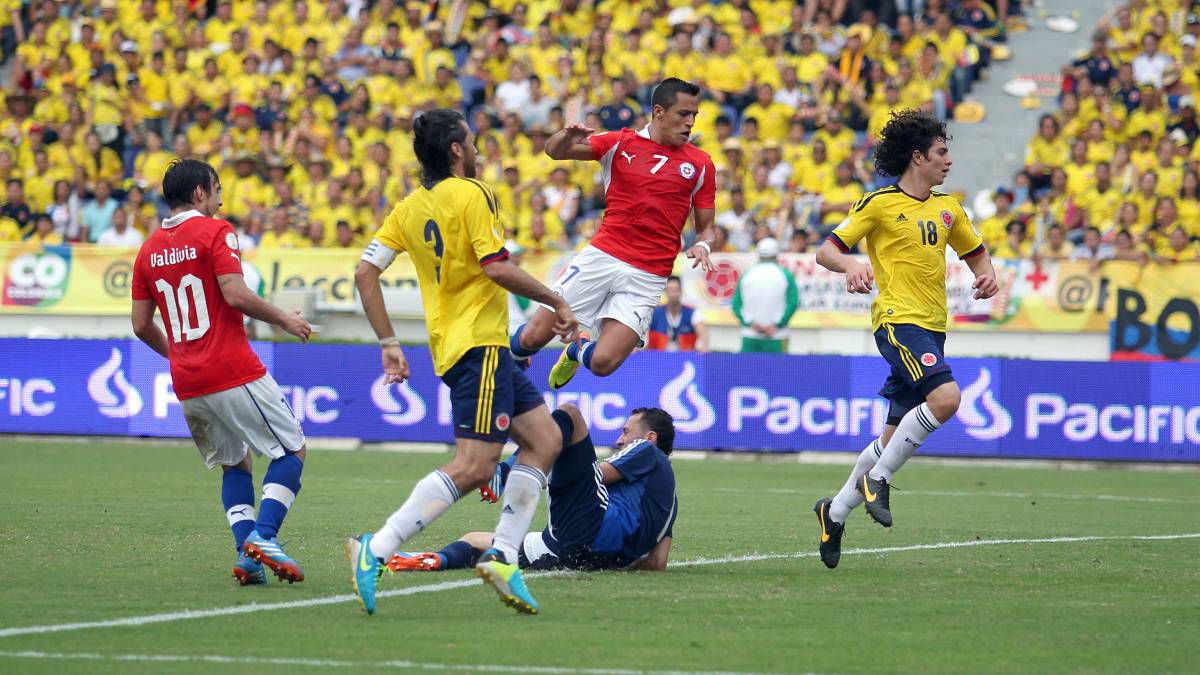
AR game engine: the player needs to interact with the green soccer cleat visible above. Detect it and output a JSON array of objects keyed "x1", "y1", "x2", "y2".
[
  {"x1": 548, "y1": 333, "x2": 589, "y2": 390},
  {"x1": 475, "y1": 548, "x2": 539, "y2": 615},
  {"x1": 347, "y1": 533, "x2": 385, "y2": 615}
]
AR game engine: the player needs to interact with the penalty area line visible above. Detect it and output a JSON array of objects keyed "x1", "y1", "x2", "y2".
[{"x1": 1, "y1": 533, "x2": 1197, "y2": 640}]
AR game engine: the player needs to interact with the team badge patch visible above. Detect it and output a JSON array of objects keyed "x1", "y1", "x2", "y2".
[
  {"x1": 225, "y1": 232, "x2": 239, "y2": 250},
  {"x1": 921, "y1": 353, "x2": 937, "y2": 367},
  {"x1": 679, "y1": 162, "x2": 696, "y2": 179},
  {"x1": 496, "y1": 413, "x2": 511, "y2": 431},
  {"x1": 940, "y1": 210, "x2": 954, "y2": 229}
]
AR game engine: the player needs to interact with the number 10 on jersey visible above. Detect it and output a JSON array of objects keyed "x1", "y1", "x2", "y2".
[{"x1": 155, "y1": 274, "x2": 210, "y2": 342}]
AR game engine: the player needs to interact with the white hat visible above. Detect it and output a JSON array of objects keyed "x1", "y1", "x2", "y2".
[
  {"x1": 756, "y1": 237, "x2": 781, "y2": 258},
  {"x1": 1182, "y1": 34, "x2": 1197, "y2": 48},
  {"x1": 119, "y1": 40, "x2": 139, "y2": 53},
  {"x1": 667, "y1": 7, "x2": 698, "y2": 26}
]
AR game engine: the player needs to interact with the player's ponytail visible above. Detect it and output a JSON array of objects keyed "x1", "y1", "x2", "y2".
[{"x1": 412, "y1": 108, "x2": 468, "y2": 187}]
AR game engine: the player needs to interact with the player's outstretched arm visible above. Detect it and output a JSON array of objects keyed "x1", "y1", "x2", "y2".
[
  {"x1": 131, "y1": 299, "x2": 170, "y2": 358},
  {"x1": 545, "y1": 122, "x2": 596, "y2": 161},
  {"x1": 217, "y1": 273, "x2": 312, "y2": 341},
  {"x1": 684, "y1": 207, "x2": 717, "y2": 272},
  {"x1": 815, "y1": 239, "x2": 874, "y2": 294},
  {"x1": 482, "y1": 259, "x2": 580, "y2": 342},
  {"x1": 355, "y1": 260, "x2": 410, "y2": 383},
  {"x1": 964, "y1": 248, "x2": 1000, "y2": 300}
]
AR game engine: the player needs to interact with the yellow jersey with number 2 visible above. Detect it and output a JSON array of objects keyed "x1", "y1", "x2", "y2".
[
  {"x1": 363, "y1": 177, "x2": 510, "y2": 375},
  {"x1": 829, "y1": 185, "x2": 985, "y2": 333}
]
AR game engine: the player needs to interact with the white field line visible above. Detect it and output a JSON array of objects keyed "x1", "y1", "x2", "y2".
[
  {"x1": 713, "y1": 487, "x2": 1199, "y2": 504},
  {"x1": 1, "y1": 533, "x2": 1197, "y2": 641},
  {"x1": 0, "y1": 650, "x2": 761, "y2": 675}
]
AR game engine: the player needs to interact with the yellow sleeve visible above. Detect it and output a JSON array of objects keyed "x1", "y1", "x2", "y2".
[
  {"x1": 375, "y1": 201, "x2": 408, "y2": 252},
  {"x1": 829, "y1": 191, "x2": 880, "y2": 251},
  {"x1": 460, "y1": 179, "x2": 506, "y2": 263},
  {"x1": 948, "y1": 199, "x2": 985, "y2": 258}
]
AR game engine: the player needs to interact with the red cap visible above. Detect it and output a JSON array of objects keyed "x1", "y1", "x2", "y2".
[
  {"x1": 233, "y1": 103, "x2": 253, "y2": 117},
  {"x1": 29, "y1": 124, "x2": 43, "y2": 134}
]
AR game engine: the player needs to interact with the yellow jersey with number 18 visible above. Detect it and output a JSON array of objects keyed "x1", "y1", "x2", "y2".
[
  {"x1": 366, "y1": 177, "x2": 510, "y2": 375},
  {"x1": 829, "y1": 185, "x2": 985, "y2": 333}
]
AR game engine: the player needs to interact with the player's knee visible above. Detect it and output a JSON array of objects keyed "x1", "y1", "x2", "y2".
[
  {"x1": 556, "y1": 403, "x2": 587, "y2": 438},
  {"x1": 925, "y1": 382, "x2": 961, "y2": 422},
  {"x1": 587, "y1": 352, "x2": 621, "y2": 377}
]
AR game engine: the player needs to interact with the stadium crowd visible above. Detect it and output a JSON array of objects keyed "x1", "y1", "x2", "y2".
[
  {"x1": 1002, "y1": 0, "x2": 1200, "y2": 265},
  {"x1": 0, "y1": 0, "x2": 1012, "y2": 256}
]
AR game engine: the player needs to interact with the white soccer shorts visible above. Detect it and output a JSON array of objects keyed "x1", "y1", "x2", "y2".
[
  {"x1": 545, "y1": 245, "x2": 668, "y2": 343},
  {"x1": 181, "y1": 373, "x2": 305, "y2": 470}
]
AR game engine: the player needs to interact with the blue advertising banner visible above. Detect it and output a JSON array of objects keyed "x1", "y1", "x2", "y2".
[{"x1": 1, "y1": 339, "x2": 1197, "y2": 462}]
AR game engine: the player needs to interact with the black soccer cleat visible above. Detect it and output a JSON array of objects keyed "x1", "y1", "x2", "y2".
[
  {"x1": 856, "y1": 474, "x2": 893, "y2": 527},
  {"x1": 814, "y1": 498, "x2": 846, "y2": 569}
]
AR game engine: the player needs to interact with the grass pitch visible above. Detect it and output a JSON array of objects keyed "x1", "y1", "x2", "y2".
[{"x1": 0, "y1": 439, "x2": 1197, "y2": 674}]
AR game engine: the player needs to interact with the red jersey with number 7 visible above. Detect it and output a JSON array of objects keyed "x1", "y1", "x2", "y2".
[
  {"x1": 588, "y1": 126, "x2": 716, "y2": 277},
  {"x1": 131, "y1": 210, "x2": 266, "y2": 399}
]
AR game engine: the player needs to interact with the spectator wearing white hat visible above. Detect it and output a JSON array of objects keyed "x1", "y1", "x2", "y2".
[{"x1": 731, "y1": 238, "x2": 799, "y2": 353}]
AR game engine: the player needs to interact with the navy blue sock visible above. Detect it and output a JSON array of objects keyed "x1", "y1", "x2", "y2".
[
  {"x1": 509, "y1": 325, "x2": 538, "y2": 358},
  {"x1": 438, "y1": 540, "x2": 483, "y2": 569},
  {"x1": 566, "y1": 338, "x2": 595, "y2": 368},
  {"x1": 221, "y1": 467, "x2": 255, "y2": 554},
  {"x1": 256, "y1": 453, "x2": 303, "y2": 540}
]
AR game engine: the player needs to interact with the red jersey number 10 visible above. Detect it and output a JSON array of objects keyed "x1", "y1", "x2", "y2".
[{"x1": 155, "y1": 274, "x2": 211, "y2": 342}]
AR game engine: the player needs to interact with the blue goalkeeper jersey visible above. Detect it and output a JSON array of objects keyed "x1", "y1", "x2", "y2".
[{"x1": 591, "y1": 439, "x2": 678, "y2": 565}]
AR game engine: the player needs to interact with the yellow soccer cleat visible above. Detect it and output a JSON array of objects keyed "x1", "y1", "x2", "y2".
[
  {"x1": 475, "y1": 548, "x2": 539, "y2": 615},
  {"x1": 548, "y1": 333, "x2": 589, "y2": 390}
]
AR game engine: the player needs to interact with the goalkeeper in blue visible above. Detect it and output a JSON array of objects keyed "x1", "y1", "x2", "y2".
[{"x1": 390, "y1": 404, "x2": 678, "y2": 573}]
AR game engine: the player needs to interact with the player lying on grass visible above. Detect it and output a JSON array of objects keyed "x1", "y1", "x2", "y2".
[{"x1": 388, "y1": 403, "x2": 677, "y2": 573}]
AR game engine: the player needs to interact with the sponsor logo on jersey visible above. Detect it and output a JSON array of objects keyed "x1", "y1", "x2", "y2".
[
  {"x1": 896, "y1": 213, "x2": 907, "y2": 222},
  {"x1": 956, "y1": 367, "x2": 1012, "y2": 441},
  {"x1": 620, "y1": 150, "x2": 636, "y2": 165},
  {"x1": 921, "y1": 352, "x2": 937, "y2": 367},
  {"x1": 149, "y1": 246, "x2": 199, "y2": 268},
  {"x1": 87, "y1": 347, "x2": 144, "y2": 418},
  {"x1": 679, "y1": 162, "x2": 696, "y2": 179}
]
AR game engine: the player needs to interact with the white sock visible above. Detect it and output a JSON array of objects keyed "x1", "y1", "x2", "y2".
[
  {"x1": 829, "y1": 438, "x2": 883, "y2": 523},
  {"x1": 869, "y1": 403, "x2": 941, "y2": 483},
  {"x1": 369, "y1": 469, "x2": 460, "y2": 559},
  {"x1": 490, "y1": 463, "x2": 547, "y2": 563}
]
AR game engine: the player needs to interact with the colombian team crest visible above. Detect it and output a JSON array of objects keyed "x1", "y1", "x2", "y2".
[
  {"x1": 940, "y1": 210, "x2": 954, "y2": 229},
  {"x1": 921, "y1": 353, "x2": 938, "y2": 367},
  {"x1": 496, "y1": 413, "x2": 511, "y2": 431}
]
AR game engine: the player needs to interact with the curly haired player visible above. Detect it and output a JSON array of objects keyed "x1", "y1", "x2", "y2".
[{"x1": 812, "y1": 110, "x2": 999, "y2": 568}]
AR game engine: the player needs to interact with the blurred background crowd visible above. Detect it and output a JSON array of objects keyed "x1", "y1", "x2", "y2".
[{"x1": 0, "y1": 0, "x2": 1016, "y2": 255}]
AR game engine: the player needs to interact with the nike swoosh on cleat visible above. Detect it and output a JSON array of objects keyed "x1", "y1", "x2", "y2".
[
  {"x1": 359, "y1": 544, "x2": 374, "y2": 573},
  {"x1": 819, "y1": 507, "x2": 830, "y2": 543},
  {"x1": 862, "y1": 477, "x2": 877, "y2": 502}
]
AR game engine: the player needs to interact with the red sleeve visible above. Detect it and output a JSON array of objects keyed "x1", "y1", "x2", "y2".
[
  {"x1": 589, "y1": 130, "x2": 622, "y2": 160},
  {"x1": 210, "y1": 221, "x2": 244, "y2": 277},
  {"x1": 693, "y1": 156, "x2": 717, "y2": 209},
  {"x1": 130, "y1": 249, "x2": 150, "y2": 301}
]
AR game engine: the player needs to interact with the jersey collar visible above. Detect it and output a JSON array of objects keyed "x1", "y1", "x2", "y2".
[
  {"x1": 638, "y1": 124, "x2": 652, "y2": 139},
  {"x1": 161, "y1": 209, "x2": 204, "y2": 229}
]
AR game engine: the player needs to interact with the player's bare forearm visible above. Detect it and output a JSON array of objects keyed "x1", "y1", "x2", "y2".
[
  {"x1": 965, "y1": 249, "x2": 1000, "y2": 299},
  {"x1": 815, "y1": 239, "x2": 854, "y2": 273},
  {"x1": 481, "y1": 258, "x2": 565, "y2": 309},
  {"x1": 131, "y1": 300, "x2": 169, "y2": 358},
  {"x1": 354, "y1": 260, "x2": 396, "y2": 340},
  {"x1": 218, "y1": 274, "x2": 290, "y2": 326},
  {"x1": 627, "y1": 537, "x2": 671, "y2": 571},
  {"x1": 545, "y1": 123, "x2": 595, "y2": 161},
  {"x1": 965, "y1": 249, "x2": 996, "y2": 280},
  {"x1": 693, "y1": 207, "x2": 716, "y2": 244}
]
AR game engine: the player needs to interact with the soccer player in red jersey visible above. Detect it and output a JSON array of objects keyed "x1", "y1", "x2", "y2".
[
  {"x1": 508, "y1": 78, "x2": 719, "y2": 390},
  {"x1": 130, "y1": 159, "x2": 314, "y2": 586}
]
